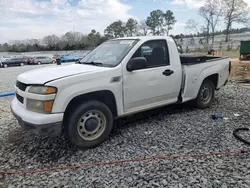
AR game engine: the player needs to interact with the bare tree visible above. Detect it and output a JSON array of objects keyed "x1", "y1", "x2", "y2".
[
  {"x1": 188, "y1": 37, "x2": 195, "y2": 46},
  {"x1": 201, "y1": 0, "x2": 223, "y2": 47},
  {"x1": 43, "y1": 35, "x2": 60, "y2": 48},
  {"x1": 222, "y1": 0, "x2": 249, "y2": 42},
  {"x1": 139, "y1": 20, "x2": 149, "y2": 36},
  {"x1": 199, "y1": 6, "x2": 211, "y2": 44},
  {"x1": 185, "y1": 19, "x2": 200, "y2": 34}
]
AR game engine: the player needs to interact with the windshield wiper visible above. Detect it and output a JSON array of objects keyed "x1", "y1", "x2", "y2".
[{"x1": 81, "y1": 61, "x2": 103, "y2": 66}]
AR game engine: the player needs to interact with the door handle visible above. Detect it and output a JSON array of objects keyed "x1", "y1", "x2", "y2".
[{"x1": 162, "y1": 69, "x2": 174, "y2": 76}]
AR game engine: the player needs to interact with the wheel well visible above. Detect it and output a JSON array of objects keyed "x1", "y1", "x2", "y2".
[
  {"x1": 204, "y1": 74, "x2": 218, "y2": 88},
  {"x1": 64, "y1": 90, "x2": 118, "y2": 124}
]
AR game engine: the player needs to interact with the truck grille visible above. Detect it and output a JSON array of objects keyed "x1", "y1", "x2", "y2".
[
  {"x1": 16, "y1": 93, "x2": 24, "y2": 103},
  {"x1": 16, "y1": 81, "x2": 28, "y2": 91}
]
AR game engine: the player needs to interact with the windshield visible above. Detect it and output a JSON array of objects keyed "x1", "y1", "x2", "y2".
[{"x1": 80, "y1": 39, "x2": 139, "y2": 67}]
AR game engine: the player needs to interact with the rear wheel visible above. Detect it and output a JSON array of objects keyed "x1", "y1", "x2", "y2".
[
  {"x1": 37, "y1": 61, "x2": 41, "y2": 65},
  {"x1": 20, "y1": 63, "x2": 24, "y2": 66},
  {"x1": 194, "y1": 80, "x2": 215, "y2": 109},
  {"x1": 65, "y1": 100, "x2": 113, "y2": 149},
  {"x1": 3, "y1": 64, "x2": 7, "y2": 68}
]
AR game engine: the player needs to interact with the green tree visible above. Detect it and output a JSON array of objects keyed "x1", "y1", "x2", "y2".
[
  {"x1": 104, "y1": 20, "x2": 126, "y2": 38},
  {"x1": 87, "y1": 29, "x2": 101, "y2": 48},
  {"x1": 0, "y1": 43, "x2": 9, "y2": 52},
  {"x1": 163, "y1": 10, "x2": 177, "y2": 36},
  {"x1": 125, "y1": 18, "x2": 138, "y2": 36},
  {"x1": 146, "y1": 9, "x2": 164, "y2": 35}
]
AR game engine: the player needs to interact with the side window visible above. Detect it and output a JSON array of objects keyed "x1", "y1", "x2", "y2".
[{"x1": 132, "y1": 40, "x2": 170, "y2": 68}]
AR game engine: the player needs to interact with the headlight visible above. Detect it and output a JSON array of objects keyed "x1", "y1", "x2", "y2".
[
  {"x1": 28, "y1": 86, "x2": 57, "y2": 95},
  {"x1": 27, "y1": 99, "x2": 54, "y2": 114}
]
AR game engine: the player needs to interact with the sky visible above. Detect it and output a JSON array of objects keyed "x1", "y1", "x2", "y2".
[{"x1": 0, "y1": 0, "x2": 249, "y2": 43}]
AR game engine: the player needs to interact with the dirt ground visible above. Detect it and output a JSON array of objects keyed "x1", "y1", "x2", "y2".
[
  {"x1": 230, "y1": 59, "x2": 250, "y2": 79},
  {"x1": 229, "y1": 58, "x2": 250, "y2": 89}
]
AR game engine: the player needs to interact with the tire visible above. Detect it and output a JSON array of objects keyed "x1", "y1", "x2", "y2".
[
  {"x1": 65, "y1": 100, "x2": 113, "y2": 149},
  {"x1": 20, "y1": 63, "x2": 24, "y2": 66},
  {"x1": 193, "y1": 79, "x2": 215, "y2": 109},
  {"x1": 37, "y1": 61, "x2": 41, "y2": 65},
  {"x1": 3, "y1": 64, "x2": 7, "y2": 68},
  {"x1": 52, "y1": 60, "x2": 56, "y2": 64}
]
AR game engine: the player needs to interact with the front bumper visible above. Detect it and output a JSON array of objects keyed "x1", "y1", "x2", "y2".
[{"x1": 11, "y1": 97, "x2": 64, "y2": 136}]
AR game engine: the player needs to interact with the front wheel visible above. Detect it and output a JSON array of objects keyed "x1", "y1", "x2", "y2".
[
  {"x1": 194, "y1": 80, "x2": 215, "y2": 109},
  {"x1": 65, "y1": 100, "x2": 113, "y2": 149},
  {"x1": 20, "y1": 63, "x2": 24, "y2": 66}
]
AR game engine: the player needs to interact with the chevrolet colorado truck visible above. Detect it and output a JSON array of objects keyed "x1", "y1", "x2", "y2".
[{"x1": 11, "y1": 36, "x2": 231, "y2": 148}]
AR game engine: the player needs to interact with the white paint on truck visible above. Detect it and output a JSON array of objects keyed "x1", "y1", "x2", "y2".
[{"x1": 11, "y1": 36, "x2": 231, "y2": 148}]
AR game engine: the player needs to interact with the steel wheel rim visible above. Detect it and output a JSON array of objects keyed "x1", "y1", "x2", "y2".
[
  {"x1": 201, "y1": 85, "x2": 212, "y2": 103},
  {"x1": 77, "y1": 110, "x2": 106, "y2": 141}
]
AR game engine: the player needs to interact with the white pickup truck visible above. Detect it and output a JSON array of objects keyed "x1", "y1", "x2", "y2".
[{"x1": 11, "y1": 36, "x2": 231, "y2": 148}]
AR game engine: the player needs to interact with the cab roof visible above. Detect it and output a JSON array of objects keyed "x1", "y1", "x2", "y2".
[{"x1": 112, "y1": 36, "x2": 173, "y2": 41}]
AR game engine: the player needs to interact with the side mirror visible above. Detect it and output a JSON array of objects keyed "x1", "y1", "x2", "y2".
[{"x1": 126, "y1": 57, "x2": 147, "y2": 72}]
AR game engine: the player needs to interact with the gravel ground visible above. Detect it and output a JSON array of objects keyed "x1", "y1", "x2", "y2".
[{"x1": 0, "y1": 65, "x2": 250, "y2": 188}]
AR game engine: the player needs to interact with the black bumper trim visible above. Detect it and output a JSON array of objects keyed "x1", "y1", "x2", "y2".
[{"x1": 11, "y1": 108, "x2": 62, "y2": 136}]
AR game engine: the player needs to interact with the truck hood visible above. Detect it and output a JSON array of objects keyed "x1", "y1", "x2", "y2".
[{"x1": 17, "y1": 64, "x2": 107, "y2": 84}]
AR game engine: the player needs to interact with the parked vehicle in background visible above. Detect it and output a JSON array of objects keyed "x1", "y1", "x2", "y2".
[
  {"x1": 11, "y1": 36, "x2": 231, "y2": 149},
  {"x1": 52, "y1": 55, "x2": 60, "y2": 64},
  {"x1": 0, "y1": 57, "x2": 12, "y2": 63},
  {"x1": 60, "y1": 55, "x2": 80, "y2": 62},
  {"x1": 26, "y1": 57, "x2": 34, "y2": 65},
  {"x1": 75, "y1": 57, "x2": 83, "y2": 64},
  {"x1": 31, "y1": 56, "x2": 54, "y2": 65},
  {"x1": 0, "y1": 58, "x2": 10, "y2": 67},
  {"x1": 23, "y1": 56, "x2": 29, "y2": 63},
  {"x1": 0, "y1": 57, "x2": 7, "y2": 63},
  {"x1": 1, "y1": 58, "x2": 26, "y2": 68}
]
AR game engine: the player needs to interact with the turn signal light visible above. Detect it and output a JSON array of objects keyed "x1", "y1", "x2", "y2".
[{"x1": 43, "y1": 101, "x2": 54, "y2": 112}]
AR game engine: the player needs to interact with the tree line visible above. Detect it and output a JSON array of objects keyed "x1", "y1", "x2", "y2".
[
  {"x1": 183, "y1": 27, "x2": 250, "y2": 39},
  {"x1": 0, "y1": 0, "x2": 249, "y2": 53},
  {"x1": 0, "y1": 9, "x2": 177, "y2": 52},
  {"x1": 185, "y1": 0, "x2": 249, "y2": 46}
]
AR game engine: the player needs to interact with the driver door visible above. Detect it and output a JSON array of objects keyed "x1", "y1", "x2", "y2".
[{"x1": 123, "y1": 39, "x2": 182, "y2": 113}]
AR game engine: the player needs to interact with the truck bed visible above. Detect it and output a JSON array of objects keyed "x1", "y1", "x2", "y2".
[
  {"x1": 180, "y1": 54, "x2": 228, "y2": 65},
  {"x1": 180, "y1": 56, "x2": 230, "y2": 103}
]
